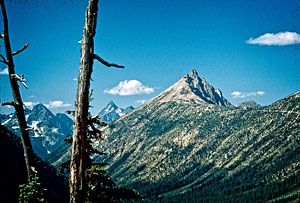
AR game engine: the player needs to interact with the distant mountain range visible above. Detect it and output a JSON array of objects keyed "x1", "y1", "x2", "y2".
[
  {"x1": 1, "y1": 104, "x2": 73, "y2": 159},
  {"x1": 45, "y1": 101, "x2": 135, "y2": 166},
  {"x1": 0, "y1": 101, "x2": 134, "y2": 160}
]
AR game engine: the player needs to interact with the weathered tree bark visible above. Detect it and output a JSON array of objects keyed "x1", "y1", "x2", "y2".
[
  {"x1": 70, "y1": 0, "x2": 99, "y2": 202},
  {"x1": 70, "y1": 1, "x2": 124, "y2": 202},
  {"x1": 0, "y1": 0, "x2": 35, "y2": 182}
]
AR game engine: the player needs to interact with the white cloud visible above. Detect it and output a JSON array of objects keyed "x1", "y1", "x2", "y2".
[
  {"x1": 0, "y1": 68, "x2": 8, "y2": 75},
  {"x1": 135, "y1": 99, "x2": 147, "y2": 105},
  {"x1": 257, "y1": 91, "x2": 265, "y2": 96},
  {"x1": 27, "y1": 95, "x2": 35, "y2": 99},
  {"x1": 246, "y1": 32, "x2": 300, "y2": 46},
  {"x1": 44, "y1": 100, "x2": 72, "y2": 108},
  {"x1": 72, "y1": 78, "x2": 77, "y2": 81},
  {"x1": 104, "y1": 80, "x2": 154, "y2": 96},
  {"x1": 23, "y1": 101, "x2": 38, "y2": 109},
  {"x1": 231, "y1": 91, "x2": 265, "y2": 99}
]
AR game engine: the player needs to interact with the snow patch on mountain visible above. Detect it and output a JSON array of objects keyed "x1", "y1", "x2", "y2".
[
  {"x1": 2, "y1": 118, "x2": 11, "y2": 125},
  {"x1": 51, "y1": 127, "x2": 59, "y2": 133},
  {"x1": 2, "y1": 103, "x2": 73, "y2": 159},
  {"x1": 98, "y1": 101, "x2": 134, "y2": 123}
]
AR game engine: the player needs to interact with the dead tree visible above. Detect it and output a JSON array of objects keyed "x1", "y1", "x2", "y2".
[
  {"x1": 0, "y1": 0, "x2": 35, "y2": 182},
  {"x1": 69, "y1": 0, "x2": 124, "y2": 202}
]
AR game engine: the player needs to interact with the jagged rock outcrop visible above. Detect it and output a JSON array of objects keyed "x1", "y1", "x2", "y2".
[
  {"x1": 1, "y1": 103, "x2": 73, "y2": 159},
  {"x1": 98, "y1": 101, "x2": 134, "y2": 123}
]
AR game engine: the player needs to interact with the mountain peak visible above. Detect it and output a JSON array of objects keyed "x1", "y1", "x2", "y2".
[
  {"x1": 188, "y1": 69, "x2": 198, "y2": 78},
  {"x1": 105, "y1": 101, "x2": 118, "y2": 110},
  {"x1": 32, "y1": 103, "x2": 47, "y2": 110},
  {"x1": 153, "y1": 69, "x2": 231, "y2": 106},
  {"x1": 108, "y1": 100, "x2": 117, "y2": 105},
  {"x1": 31, "y1": 103, "x2": 53, "y2": 115},
  {"x1": 235, "y1": 100, "x2": 261, "y2": 109},
  {"x1": 98, "y1": 101, "x2": 134, "y2": 123}
]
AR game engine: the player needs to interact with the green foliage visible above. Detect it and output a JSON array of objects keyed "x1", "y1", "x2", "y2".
[
  {"x1": 19, "y1": 175, "x2": 47, "y2": 203},
  {"x1": 88, "y1": 89, "x2": 94, "y2": 108},
  {"x1": 64, "y1": 135, "x2": 73, "y2": 144},
  {"x1": 85, "y1": 165, "x2": 142, "y2": 202},
  {"x1": 84, "y1": 113, "x2": 142, "y2": 202},
  {"x1": 60, "y1": 103, "x2": 143, "y2": 202},
  {"x1": 94, "y1": 93, "x2": 300, "y2": 202}
]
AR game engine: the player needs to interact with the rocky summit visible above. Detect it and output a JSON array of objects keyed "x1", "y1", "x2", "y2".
[
  {"x1": 149, "y1": 69, "x2": 231, "y2": 106},
  {"x1": 98, "y1": 101, "x2": 134, "y2": 123}
]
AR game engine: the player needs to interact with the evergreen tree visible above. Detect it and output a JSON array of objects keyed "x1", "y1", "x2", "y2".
[{"x1": 61, "y1": 105, "x2": 142, "y2": 202}]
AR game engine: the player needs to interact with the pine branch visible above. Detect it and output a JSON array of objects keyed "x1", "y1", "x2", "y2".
[
  {"x1": 93, "y1": 54, "x2": 124, "y2": 69},
  {"x1": 12, "y1": 43, "x2": 29, "y2": 56}
]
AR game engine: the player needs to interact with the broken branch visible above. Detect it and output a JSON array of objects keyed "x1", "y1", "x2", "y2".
[
  {"x1": 93, "y1": 54, "x2": 124, "y2": 68},
  {"x1": 11, "y1": 73, "x2": 28, "y2": 89},
  {"x1": 0, "y1": 59, "x2": 8, "y2": 64},
  {"x1": 1, "y1": 101, "x2": 15, "y2": 107},
  {"x1": 0, "y1": 54, "x2": 8, "y2": 64},
  {"x1": 12, "y1": 43, "x2": 29, "y2": 56},
  {"x1": 0, "y1": 54, "x2": 6, "y2": 61}
]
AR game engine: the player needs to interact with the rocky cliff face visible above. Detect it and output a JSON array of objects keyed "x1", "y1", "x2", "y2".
[
  {"x1": 1, "y1": 103, "x2": 73, "y2": 159},
  {"x1": 148, "y1": 69, "x2": 231, "y2": 106},
  {"x1": 98, "y1": 101, "x2": 134, "y2": 123}
]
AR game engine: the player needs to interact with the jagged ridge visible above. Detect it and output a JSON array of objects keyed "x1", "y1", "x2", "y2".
[{"x1": 1, "y1": 103, "x2": 73, "y2": 159}]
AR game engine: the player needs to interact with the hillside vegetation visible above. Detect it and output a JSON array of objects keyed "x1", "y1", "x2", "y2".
[{"x1": 93, "y1": 71, "x2": 300, "y2": 202}]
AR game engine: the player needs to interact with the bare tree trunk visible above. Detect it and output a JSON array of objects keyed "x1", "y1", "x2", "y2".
[
  {"x1": 70, "y1": 0, "x2": 99, "y2": 202},
  {"x1": 70, "y1": 1, "x2": 124, "y2": 202},
  {"x1": 0, "y1": 0, "x2": 34, "y2": 182}
]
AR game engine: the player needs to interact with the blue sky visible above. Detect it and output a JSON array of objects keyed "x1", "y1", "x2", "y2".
[{"x1": 0, "y1": 0, "x2": 299, "y2": 115}]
